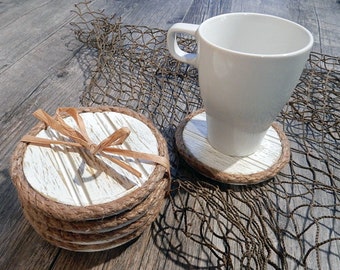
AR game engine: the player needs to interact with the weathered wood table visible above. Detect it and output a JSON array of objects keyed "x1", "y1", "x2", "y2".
[{"x1": 0, "y1": 0, "x2": 339, "y2": 269}]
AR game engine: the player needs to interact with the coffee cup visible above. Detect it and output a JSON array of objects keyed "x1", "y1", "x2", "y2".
[{"x1": 167, "y1": 13, "x2": 313, "y2": 156}]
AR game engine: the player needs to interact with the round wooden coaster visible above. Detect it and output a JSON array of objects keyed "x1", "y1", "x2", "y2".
[{"x1": 175, "y1": 109, "x2": 290, "y2": 185}]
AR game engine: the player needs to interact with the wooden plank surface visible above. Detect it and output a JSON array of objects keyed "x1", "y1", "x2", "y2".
[{"x1": 0, "y1": 0, "x2": 339, "y2": 269}]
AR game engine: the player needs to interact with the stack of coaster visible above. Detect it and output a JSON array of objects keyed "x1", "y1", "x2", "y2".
[{"x1": 11, "y1": 107, "x2": 169, "y2": 251}]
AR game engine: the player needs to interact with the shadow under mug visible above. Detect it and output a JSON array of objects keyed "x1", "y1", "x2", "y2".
[{"x1": 167, "y1": 13, "x2": 313, "y2": 156}]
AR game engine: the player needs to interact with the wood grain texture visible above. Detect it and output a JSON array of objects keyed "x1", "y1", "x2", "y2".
[{"x1": 0, "y1": 0, "x2": 339, "y2": 269}]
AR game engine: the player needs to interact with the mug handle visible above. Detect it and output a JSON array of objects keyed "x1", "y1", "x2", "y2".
[{"x1": 167, "y1": 23, "x2": 199, "y2": 67}]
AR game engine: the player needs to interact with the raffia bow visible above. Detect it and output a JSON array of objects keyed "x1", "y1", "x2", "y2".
[{"x1": 21, "y1": 108, "x2": 170, "y2": 178}]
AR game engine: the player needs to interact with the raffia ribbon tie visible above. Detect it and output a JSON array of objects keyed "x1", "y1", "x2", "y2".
[{"x1": 21, "y1": 108, "x2": 170, "y2": 178}]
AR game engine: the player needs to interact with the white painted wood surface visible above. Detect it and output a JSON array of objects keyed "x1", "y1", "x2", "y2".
[
  {"x1": 182, "y1": 111, "x2": 283, "y2": 175},
  {"x1": 23, "y1": 112, "x2": 159, "y2": 206}
]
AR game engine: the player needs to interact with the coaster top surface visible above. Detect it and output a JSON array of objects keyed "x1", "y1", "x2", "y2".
[{"x1": 23, "y1": 111, "x2": 159, "y2": 206}]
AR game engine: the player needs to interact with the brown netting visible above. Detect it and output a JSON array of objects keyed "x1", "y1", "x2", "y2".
[{"x1": 71, "y1": 2, "x2": 339, "y2": 269}]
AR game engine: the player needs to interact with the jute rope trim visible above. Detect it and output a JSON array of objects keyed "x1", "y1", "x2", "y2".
[
  {"x1": 24, "y1": 177, "x2": 168, "y2": 233},
  {"x1": 23, "y1": 178, "x2": 166, "y2": 244},
  {"x1": 24, "y1": 182, "x2": 166, "y2": 252},
  {"x1": 11, "y1": 106, "x2": 169, "y2": 221}
]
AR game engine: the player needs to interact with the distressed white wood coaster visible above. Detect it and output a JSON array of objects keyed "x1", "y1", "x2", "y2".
[{"x1": 176, "y1": 109, "x2": 290, "y2": 185}]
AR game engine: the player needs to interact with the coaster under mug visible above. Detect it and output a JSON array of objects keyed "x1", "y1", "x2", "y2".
[{"x1": 175, "y1": 109, "x2": 290, "y2": 185}]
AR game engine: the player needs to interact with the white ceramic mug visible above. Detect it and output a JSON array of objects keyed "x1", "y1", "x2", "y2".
[{"x1": 167, "y1": 13, "x2": 313, "y2": 156}]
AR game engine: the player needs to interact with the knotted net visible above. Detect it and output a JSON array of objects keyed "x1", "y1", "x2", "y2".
[{"x1": 72, "y1": 2, "x2": 339, "y2": 269}]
